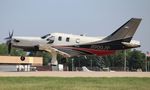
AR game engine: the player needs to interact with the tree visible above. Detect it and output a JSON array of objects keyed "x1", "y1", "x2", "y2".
[
  {"x1": 128, "y1": 49, "x2": 145, "y2": 71},
  {"x1": 107, "y1": 50, "x2": 125, "y2": 68},
  {"x1": 42, "y1": 51, "x2": 52, "y2": 66},
  {"x1": 0, "y1": 43, "x2": 25, "y2": 56},
  {"x1": 0, "y1": 43, "x2": 8, "y2": 55}
]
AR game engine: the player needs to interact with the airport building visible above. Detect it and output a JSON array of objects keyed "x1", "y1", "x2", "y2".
[{"x1": 0, "y1": 56, "x2": 43, "y2": 72}]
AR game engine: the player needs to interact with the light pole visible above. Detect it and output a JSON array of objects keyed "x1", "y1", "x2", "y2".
[
  {"x1": 145, "y1": 54, "x2": 147, "y2": 72},
  {"x1": 72, "y1": 58, "x2": 74, "y2": 71},
  {"x1": 148, "y1": 60, "x2": 149, "y2": 72},
  {"x1": 124, "y1": 50, "x2": 126, "y2": 71},
  {"x1": 78, "y1": 59, "x2": 80, "y2": 70},
  {"x1": 90, "y1": 59, "x2": 92, "y2": 70}
]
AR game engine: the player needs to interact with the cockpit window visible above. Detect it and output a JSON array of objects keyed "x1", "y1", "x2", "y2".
[
  {"x1": 47, "y1": 36, "x2": 55, "y2": 44},
  {"x1": 41, "y1": 34, "x2": 51, "y2": 39}
]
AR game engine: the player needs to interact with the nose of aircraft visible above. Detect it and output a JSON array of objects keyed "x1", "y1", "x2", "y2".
[{"x1": 4, "y1": 32, "x2": 50, "y2": 52}]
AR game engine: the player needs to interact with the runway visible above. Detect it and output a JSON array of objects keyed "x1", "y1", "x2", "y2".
[{"x1": 0, "y1": 71, "x2": 150, "y2": 77}]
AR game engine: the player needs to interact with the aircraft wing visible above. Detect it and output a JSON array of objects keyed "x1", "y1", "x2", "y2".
[
  {"x1": 38, "y1": 45, "x2": 92, "y2": 57},
  {"x1": 38, "y1": 45, "x2": 71, "y2": 57},
  {"x1": 53, "y1": 46, "x2": 93, "y2": 57}
]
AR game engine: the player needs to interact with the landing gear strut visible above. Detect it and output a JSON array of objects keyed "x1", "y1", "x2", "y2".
[
  {"x1": 38, "y1": 45, "x2": 70, "y2": 71},
  {"x1": 50, "y1": 51, "x2": 58, "y2": 71}
]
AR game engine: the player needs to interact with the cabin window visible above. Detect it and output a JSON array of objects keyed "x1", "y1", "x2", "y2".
[
  {"x1": 76, "y1": 39, "x2": 80, "y2": 43},
  {"x1": 66, "y1": 37, "x2": 70, "y2": 42},
  {"x1": 58, "y1": 36, "x2": 62, "y2": 41}
]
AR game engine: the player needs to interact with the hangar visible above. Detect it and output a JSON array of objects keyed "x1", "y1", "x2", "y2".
[{"x1": 0, "y1": 56, "x2": 43, "y2": 72}]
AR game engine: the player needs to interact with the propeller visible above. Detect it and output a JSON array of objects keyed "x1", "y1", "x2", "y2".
[
  {"x1": 5, "y1": 31, "x2": 14, "y2": 54},
  {"x1": 5, "y1": 31, "x2": 14, "y2": 40}
]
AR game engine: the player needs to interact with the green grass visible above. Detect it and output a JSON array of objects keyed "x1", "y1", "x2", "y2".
[{"x1": 0, "y1": 77, "x2": 150, "y2": 90}]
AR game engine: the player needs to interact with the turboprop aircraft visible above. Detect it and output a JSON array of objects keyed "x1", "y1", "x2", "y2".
[{"x1": 5, "y1": 18, "x2": 141, "y2": 65}]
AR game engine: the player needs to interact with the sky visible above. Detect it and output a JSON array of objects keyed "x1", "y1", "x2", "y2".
[{"x1": 0, "y1": 0, "x2": 150, "y2": 52}]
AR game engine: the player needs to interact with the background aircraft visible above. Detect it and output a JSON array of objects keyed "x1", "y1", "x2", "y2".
[{"x1": 5, "y1": 18, "x2": 141, "y2": 65}]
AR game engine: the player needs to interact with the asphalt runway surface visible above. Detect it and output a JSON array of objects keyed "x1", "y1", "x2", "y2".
[{"x1": 0, "y1": 71, "x2": 150, "y2": 77}]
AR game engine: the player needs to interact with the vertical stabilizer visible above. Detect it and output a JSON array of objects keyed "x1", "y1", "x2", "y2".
[{"x1": 103, "y1": 18, "x2": 142, "y2": 42}]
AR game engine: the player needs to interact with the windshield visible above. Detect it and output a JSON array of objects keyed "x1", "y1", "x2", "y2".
[
  {"x1": 41, "y1": 34, "x2": 51, "y2": 39},
  {"x1": 47, "y1": 36, "x2": 55, "y2": 44}
]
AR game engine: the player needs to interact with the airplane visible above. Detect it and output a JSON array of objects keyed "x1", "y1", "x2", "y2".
[{"x1": 5, "y1": 18, "x2": 142, "y2": 66}]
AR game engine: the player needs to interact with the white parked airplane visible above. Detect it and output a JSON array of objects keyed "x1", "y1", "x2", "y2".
[{"x1": 5, "y1": 18, "x2": 141, "y2": 65}]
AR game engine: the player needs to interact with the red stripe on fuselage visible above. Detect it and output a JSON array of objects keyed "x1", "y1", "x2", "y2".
[
  {"x1": 54, "y1": 46, "x2": 116, "y2": 56},
  {"x1": 72, "y1": 48, "x2": 116, "y2": 56}
]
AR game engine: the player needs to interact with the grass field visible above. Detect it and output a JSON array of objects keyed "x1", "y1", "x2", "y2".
[{"x1": 0, "y1": 77, "x2": 150, "y2": 90}]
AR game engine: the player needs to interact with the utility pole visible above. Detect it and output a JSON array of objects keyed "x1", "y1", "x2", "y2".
[{"x1": 124, "y1": 50, "x2": 126, "y2": 71}]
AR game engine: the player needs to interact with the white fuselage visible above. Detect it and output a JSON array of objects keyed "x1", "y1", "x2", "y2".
[
  {"x1": 11, "y1": 33, "x2": 103, "y2": 48},
  {"x1": 11, "y1": 33, "x2": 140, "y2": 50}
]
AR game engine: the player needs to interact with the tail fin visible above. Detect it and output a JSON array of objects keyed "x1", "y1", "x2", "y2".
[{"x1": 103, "y1": 18, "x2": 142, "y2": 42}]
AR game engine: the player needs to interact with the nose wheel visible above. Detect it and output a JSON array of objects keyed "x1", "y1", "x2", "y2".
[{"x1": 20, "y1": 56, "x2": 26, "y2": 61}]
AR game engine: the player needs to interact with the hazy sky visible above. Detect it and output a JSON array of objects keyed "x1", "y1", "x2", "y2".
[{"x1": 0, "y1": 0, "x2": 150, "y2": 52}]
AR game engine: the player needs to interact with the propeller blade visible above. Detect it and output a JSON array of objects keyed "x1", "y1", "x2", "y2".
[
  {"x1": 4, "y1": 37, "x2": 10, "y2": 40},
  {"x1": 10, "y1": 30, "x2": 14, "y2": 38},
  {"x1": 5, "y1": 30, "x2": 14, "y2": 40},
  {"x1": 9, "y1": 31, "x2": 11, "y2": 38}
]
